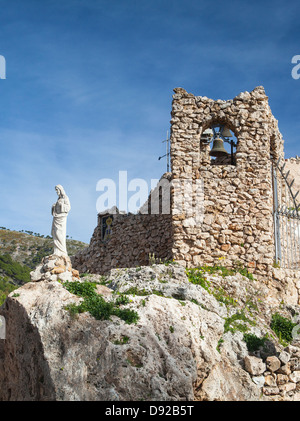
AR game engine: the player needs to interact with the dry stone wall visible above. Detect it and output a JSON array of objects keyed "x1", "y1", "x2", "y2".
[
  {"x1": 73, "y1": 174, "x2": 173, "y2": 274},
  {"x1": 170, "y1": 86, "x2": 285, "y2": 281},
  {"x1": 73, "y1": 212, "x2": 172, "y2": 275},
  {"x1": 244, "y1": 348, "x2": 300, "y2": 399}
]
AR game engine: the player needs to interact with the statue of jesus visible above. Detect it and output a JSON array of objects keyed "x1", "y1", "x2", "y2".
[{"x1": 51, "y1": 185, "x2": 71, "y2": 256}]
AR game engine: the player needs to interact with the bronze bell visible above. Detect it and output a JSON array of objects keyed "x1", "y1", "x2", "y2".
[
  {"x1": 209, "y1": 137, "x2": 228, "y2": 157},
  {"x1": 221, "y1": 126, "x2": 232, "y2": 138}
]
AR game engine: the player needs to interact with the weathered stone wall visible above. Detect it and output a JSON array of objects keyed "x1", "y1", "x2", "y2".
[
  {"x1": 73, "y1": 212, "x2": 172, "y2": 274},
  {"x1": 170, "y1": 86, "x2": 285, "y2": 281},
  {"x1": 73, "y1": 174, "x2": 173, "y2": 274},
  {"x1": 271, "y1": 268, "x2": 300, "y2": 306}
]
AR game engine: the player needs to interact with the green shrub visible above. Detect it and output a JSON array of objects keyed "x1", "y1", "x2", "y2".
[
  {"x1": 216, "y1": 338, "x2": 224, "y2": 353},
  {"x1": 63, "y1": 281, "x2": 139, "y2": 324},
  {"x1": 77, "y1": 295, "x2": 115, "y2": 320},
  {"x1": 123, "y1": 286, "x2": 150, "y2": 296},
  {"x1": 115, "y1": 293, "x2": 130, "y2": 306},
  {"x1": 186, "y1": 267, "x2": 211, "y2": 291},
  {"x1": 270, "y1": 313, "x2": 297, "y2": 345},
  {"x1": 187, "y1": 264, "x2": 254, "y2": 285},
  {"x1": 186, "y1": 267, "x2": 237, "y2": 307},
  {"x1": 113, "y1": 307, "x2": 139, "y2": 324},
  {"x1": 243, "y1": 333, "x2": 268, "y2": 352},
  {"x1": 237, "y1": 267, "x2": 254, "y2": 280},
  {"x1": 224, "y1": 312, "x2": 255, "y2": 334},
  {"x1": 63, "y1": 280, "x2": 98, "y2": 298}
]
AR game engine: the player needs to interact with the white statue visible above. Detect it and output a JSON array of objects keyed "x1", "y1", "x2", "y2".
[{"x1": 51, "y1": 185, "x2": 71, "y2": 256}]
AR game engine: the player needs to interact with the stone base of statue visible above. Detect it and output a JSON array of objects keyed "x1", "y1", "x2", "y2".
[{"x1": 30, "y1": 254, "x2": 80, "y2": 283}]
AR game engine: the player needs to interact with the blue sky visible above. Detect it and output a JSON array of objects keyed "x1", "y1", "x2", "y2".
[{"x1": 0, "y1": 0, "x2": 300, "y2": 243}]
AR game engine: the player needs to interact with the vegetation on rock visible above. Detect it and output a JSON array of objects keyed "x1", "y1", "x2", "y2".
[
  {"x1": 63, "y1": 280, "x2": 139, "y2": 324},
  {"x1": 185, "y1": 263, "x2": 297, "y2": 357},
  {"x1": 243, "y1": 333, "x2": 268, "y2": 352},
  {"x1": 270, "y1": 312, "x2": 298, "y2": 346}
]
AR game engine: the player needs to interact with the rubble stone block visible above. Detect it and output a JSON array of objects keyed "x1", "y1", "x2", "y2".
[
  {"x1": 289, "y1": 371, "x2": 300, "y2": 383},
  {"x1": 244, "y1": 355, "x2": 266, "y2": 376},
  {"x1": 276, "y1": 374, "x2": 289, "y2": 385},
  {"x1": 279, "y1": 382, "x2": 296, "y2": 394},
  {"x1": 262, "y1": 386, "x2": 280, "y2": 396},
  {"x1": 266, "y1": 356, "x2": 281, "y2": 373},
  {"x1": 264, "y1": 374, "x2": 277, "y2": 387},
  {"x1": 279, "y1": 351, "x2": 290, "y2": 365}
]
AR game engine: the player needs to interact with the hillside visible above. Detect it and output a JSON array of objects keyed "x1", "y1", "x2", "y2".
[
  {"x1": 0, "y1": 228, "x2": 88, "y2": 305},
  {"x1": 0, "y1": 228, "x2": 88, "y2": 268}
]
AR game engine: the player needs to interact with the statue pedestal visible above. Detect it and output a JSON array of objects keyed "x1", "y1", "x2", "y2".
[{"x1": 30, "y1": 254, "x2": 80, "y2": 283}]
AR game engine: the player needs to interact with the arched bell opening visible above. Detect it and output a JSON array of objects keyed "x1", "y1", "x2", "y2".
[{"x1": 200, "y1": 123, "x2": 238, "y2": 166}]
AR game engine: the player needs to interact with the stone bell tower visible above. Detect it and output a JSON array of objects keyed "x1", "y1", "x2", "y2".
[{"x1": 170, "y1": 86, "x2": 285, "y2": 280}]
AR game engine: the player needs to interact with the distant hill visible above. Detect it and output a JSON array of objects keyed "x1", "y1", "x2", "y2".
[
  {"x1": 0, "y1": 228, "x2": 88, "y2": 305},
  {"x1": 0, "y1": 228, "x2": 88, "y2": 268}
]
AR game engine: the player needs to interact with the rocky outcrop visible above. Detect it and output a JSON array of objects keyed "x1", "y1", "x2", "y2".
[
  {"x1": 1, "y1": 262, "x2": 300, "y2": 401},
  {"x1": 30, "y1": 254, "x2": 80, "y2": 283}
]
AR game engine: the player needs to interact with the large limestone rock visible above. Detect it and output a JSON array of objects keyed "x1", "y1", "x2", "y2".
[
  {"x1": 0, "y1": 263, "x2": 264, "y2": 401},
  {"x1": 2, "y1": 262, "x2": 300, "y2": 401}
]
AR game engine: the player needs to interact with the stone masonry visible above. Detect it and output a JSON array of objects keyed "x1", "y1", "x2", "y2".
[
  {"x1": 73, "y1": 173, "x2": 173, "y2": 274},
  {"x1": 170, "y1": 86, "x2": 284, "y2": 280},
  {"x1": 73, "y1": 86, "x2": 300, "y2": 299}
]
